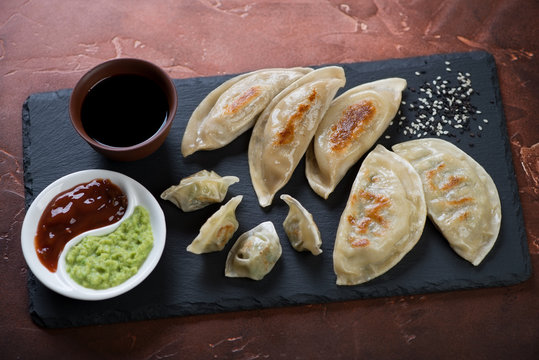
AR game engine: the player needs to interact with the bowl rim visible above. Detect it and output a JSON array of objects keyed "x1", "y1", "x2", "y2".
[
  {"x1": 20, "y1": 169, "x2": 167, "y2": 301},
  {"x1": 69, "y1": 58, "x2": 178, "y2": 153}
]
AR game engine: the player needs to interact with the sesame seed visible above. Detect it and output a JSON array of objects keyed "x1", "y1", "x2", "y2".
[{"x1": 392, "y1": 64, "x2": 488, "y2": 140}]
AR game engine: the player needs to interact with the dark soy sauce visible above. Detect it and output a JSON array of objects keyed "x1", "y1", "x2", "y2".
[{"x1": 81, "y1": 74, "x2": 169, "y2": 147}]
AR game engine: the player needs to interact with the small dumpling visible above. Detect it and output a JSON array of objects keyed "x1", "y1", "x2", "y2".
[
  {"x1": 187, "y1": 195, "x2": 243, "y2": 254},
  {"x1": 249, "y1": 66, "x2": 346, "y2": 207},
  {"x1": 306, "y1": 78, "x2": 407, "y2": 199},
  {"x1": 181, "y1": 67, "x2": 313, "y2": 156},
  {"x1": 333, "y1": 145, "x2": 426, "y2": 286},
  {"x1": 225, "y1": 221, "x2": 282, "y2": 280},
  {"x1": 160, "y1": 170, "x2": 239, "y2": 212},
  {"x1": 392, "y1": 138, "x2": 501, "y2": 266},
  {"x1": 280, "y1": 194, "x2": 322, "y2": 255}
]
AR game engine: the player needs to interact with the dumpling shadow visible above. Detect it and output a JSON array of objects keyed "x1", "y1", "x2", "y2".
[
  {"x1": 217, "y1": 250, "x2": 287, "y2": 296},
  {"x1": 322, "y1": 161, "x2": 361, "y2": 211},
  {"x1": 194, "y1": 250, "x2": 230, "y2": 287}
]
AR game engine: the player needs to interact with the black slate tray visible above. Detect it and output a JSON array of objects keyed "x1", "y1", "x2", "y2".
[{"x1": 22, "y1": 51, "x2": 531, "y2": 328}]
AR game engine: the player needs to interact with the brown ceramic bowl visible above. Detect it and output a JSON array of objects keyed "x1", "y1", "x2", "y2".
[{"x1": 69, "y1": 58, "x2": 177, "y2": 161}]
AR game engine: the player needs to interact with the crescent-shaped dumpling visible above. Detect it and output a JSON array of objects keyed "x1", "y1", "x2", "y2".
[
  {"x1": 280, "y1": 194, "x2": 322, "y2": 255},
  {"x1": 181, "y1": 67, "x2": 313, "y2": 156},
  {"x1": 248, "y1": 66, "x2": 346, "y2": 207},
  {"x1": 333, "y1": 145, "x2": 426, "y2": 286},
  {"x1": 306, "y1": 78, "x2": 407, "y2": 199},
  {"x1": 392, "y1": 138, "x2": 501, "y2": 266},
  {"x1": 160, "y1": 170, "x2": 239, "y2": 212},
  {"x1": 187, "y1": 195, "x2": 243, "y2": 254}
]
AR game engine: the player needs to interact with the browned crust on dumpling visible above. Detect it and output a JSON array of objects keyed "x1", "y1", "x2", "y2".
[
  {"x1": 224, "y1": 86, "x2": 262, "y2": 115},
  {"x1": 329, "y1": 100, "x2": 376, "y2": 152},
  {"x1": 274, "y1": 89, "x2": 319, "y2": 146},
  {"x1": 347, "y1": 189, "x2": 391, "y2": 248},
  {"x1": 216, "y1": 224, "x2": 237, "y2": 247},
  {"x1": 425, "y1": 162, "x2": 477, "y2": 225},
  {"x1": 426, "y1": 163, "x2": 467, "y2": 191}
]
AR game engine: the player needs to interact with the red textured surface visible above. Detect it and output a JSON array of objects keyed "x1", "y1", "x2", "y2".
[{"x1": 1, "y1": 1, "x2": 538, "y2": 358}]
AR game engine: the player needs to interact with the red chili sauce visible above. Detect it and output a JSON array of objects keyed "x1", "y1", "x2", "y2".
[{"x1": 35, "y1": 178, "x2": 128, "y2": 272}]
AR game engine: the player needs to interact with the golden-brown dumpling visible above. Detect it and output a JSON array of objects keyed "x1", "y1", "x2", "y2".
[
  {"x1": 306, "y1": 78, "x2": 406, "y2": 199},
  {"x1": 160, "y1": 170, "x2": 239, "y2": 212},
  {"x1": 333, "y1": 145, "x2": 426, "y2": 286},
  {"x1": 392, "y1": 138, "x2": 501, "y2": 266},
  {"x1": 181, "y1": 67, "x2": 312, "y2": 156},
  {"x1": 248, "y1": 66, "x2": 346, "y2": 207},
  {"x1": 187, "y1": 195, "x2": 243, "y2": 254},
  {"x1": 225, "y1": 221, "x2": 282, "y2": 280},
  {"x1": 280, "y1": 194, "x2": 322, "y2": 255}
]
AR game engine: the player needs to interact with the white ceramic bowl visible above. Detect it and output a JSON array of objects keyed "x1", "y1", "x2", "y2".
[{"x1": 21, "y1": 169, "x2": 166, "y2": 300}]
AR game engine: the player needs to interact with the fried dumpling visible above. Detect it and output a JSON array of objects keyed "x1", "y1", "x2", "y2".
[
  {"x1": 392, "y1": 138, "x2": 501, "y2": 266},
  {"x1": 187, "y1": 195, "x2": 243, "y2": 254},
  {"x1": 225, "y1": 221, "x2": 282, "y2": 280},
  {"x1": 306, "y1": 78, "x2": 407, "y2": 199},
  {"x1": 333, "y1": 145, "x2": 426, "y2": 286},
  {"x1": 181, "y1": 67, "x2": 313, "y2": 156},
  {"x1": 248, "y1": 66, "x2": 346, "y2": 207},
  {"x1": 280, "y1": 194, "x2": 322, "y2": 255},
  {"x1": 160, "y1": 170, "x2": 239, "y2": 212}
]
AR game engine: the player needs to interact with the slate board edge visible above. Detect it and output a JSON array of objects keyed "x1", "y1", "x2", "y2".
[
  {"x1": 21, "y1": 96, "x2": 42, "y2": 328},
  {"x1": 27, "y1": 270, "x2": 531, "y2": 329},
  {"x1": 485, "y1": 54, "x2": 532, "y2": 280}
]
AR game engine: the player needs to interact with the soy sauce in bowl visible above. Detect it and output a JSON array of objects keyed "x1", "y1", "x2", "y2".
[
  {"x1": 70, "y1": 58, "x2": 177, "y2": 161},
  {"x1": 81, "y1": 74, "x2": 169, "y2": 148}
]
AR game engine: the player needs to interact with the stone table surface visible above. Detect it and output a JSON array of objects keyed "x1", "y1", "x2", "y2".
[{"x1": 1, "y1": 0, "x2": 538, "y2": 358}]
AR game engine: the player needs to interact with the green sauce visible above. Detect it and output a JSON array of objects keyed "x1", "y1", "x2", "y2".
[{"x1": 65, "y1": 206, "x2": 153, "y2": 290}]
